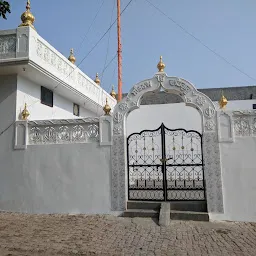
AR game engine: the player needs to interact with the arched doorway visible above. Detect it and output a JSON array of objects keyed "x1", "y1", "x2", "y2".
[{"x1": 111, "y1": 72, "x2": 224, "y2": 215}]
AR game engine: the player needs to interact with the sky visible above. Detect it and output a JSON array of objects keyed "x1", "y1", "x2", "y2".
[{"x1": 1, "y1": 0, "x2": 256, "y2": 94}]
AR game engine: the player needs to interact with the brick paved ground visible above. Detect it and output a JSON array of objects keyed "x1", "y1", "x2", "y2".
[{"x1": 0, "y1": 212, "x2": 255, "y2": 256}]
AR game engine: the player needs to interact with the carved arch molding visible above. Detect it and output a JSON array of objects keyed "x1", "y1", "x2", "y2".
[{"x1": 111, "y1": 73, "x2": 224, "y2": 214}]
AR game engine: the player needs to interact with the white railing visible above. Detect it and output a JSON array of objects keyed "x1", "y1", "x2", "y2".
[
  {"x1": 14, "y1": 116, "x2": 113, "y2": 149},
  {"x1": 0, "y1": 33, "x2": 16, "y2": 57},
  {"x1": 28, "y1": 118, "x2": 100, "y2": 145},
  {"x1": 232, "y1": 110, "x2": 256, "y2": 137},
  {"x1": 217, "y1": 109, "x2": 256, "y2": 142}
]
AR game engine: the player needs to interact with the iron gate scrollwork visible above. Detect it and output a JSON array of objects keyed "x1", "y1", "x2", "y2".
[{"x1": 127, "y1": 123, "x2": 205, "y2": 201}]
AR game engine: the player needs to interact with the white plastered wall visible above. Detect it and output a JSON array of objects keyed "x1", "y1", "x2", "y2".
[
  {"x1": 0, "y1": 74, "x2": 113, "y2": 214},
  {"x1": 215, "y1": 109, "x2": 256, "y2": 222},
  {"x1": 219, "y1": 137, "x2": 256, "y2": 222},
  {"x1": 16, "y1": 75, "x2": 97, "y2": 120}
]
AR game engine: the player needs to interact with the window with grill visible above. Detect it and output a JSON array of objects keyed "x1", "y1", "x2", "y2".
[{"x1": 41, "y1": 86, "x2": 53, "y2": 107}]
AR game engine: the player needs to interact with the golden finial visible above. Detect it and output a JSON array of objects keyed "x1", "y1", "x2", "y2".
[
  {"x1": 21, "y1": 103, "x2": 30, "y2": 120},
  {"x1": 157, "y1": 56, "x2": 165, "y2": 72},
  {"x1": 18, "y1": 0, "x2": 36, "y2": 30},
  {"x1": 219, "y1": 91, "x2": 228, "y2": 109},
  {"x1": 68, "y1": 48, "x2": 76, "y2": 64},
  {"x1": 94, "y1": 73, "x2": 101, "y2": 86},
  {"x1": 110, "y1": 85, "x2": 116, "y2": 99},
  {"x1": 103, "y1": 98, "x2": 111, "y2": 115}
]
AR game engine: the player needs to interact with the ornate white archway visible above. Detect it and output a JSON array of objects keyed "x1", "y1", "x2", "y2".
[{"x1": 111, "y1": 72, "x2": 224, "y2": 214}]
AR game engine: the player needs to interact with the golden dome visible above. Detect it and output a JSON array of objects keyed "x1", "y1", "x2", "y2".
[
  {"x1": 110, "y1": 85, "x2": 116, "y2": 99},
  {"x1": 21, "y1": 103, "x2": 30, "y2": 120},
  {"x1": 94, "y1": 73, "x2": 101, "y2": 86},
  {"x1": 103, "y1": 98, "x2": 111, "y2": 115},
  {"x1": 18, "y1": 0, "x2": 36, "y2": 30},
  {"x1": 157, "y1": 56, "x2": 165, "y2": 72},
  {"x1": 68, "y1": 48, "x2": 76, "y2": 64},
  {"x1": 219, "y1": 92, "x2": 228, "y2": 109}
]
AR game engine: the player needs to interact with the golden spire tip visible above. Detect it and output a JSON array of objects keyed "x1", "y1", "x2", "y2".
[
  {"x1": 68, "y1": 48, "x2": 76, "y2": 64},
  {"x1": 21, "y1": 103, "x2": 30, "y2": 120},
  {"x1": 18, "y1": 0, "x2": 36, "y2": 30},
  {"x1": 157, "y1": 55, "x2": 165, "y2": 72},
  {"x1": 94, "y1": 73, "x2": 101, "y2": 86},
  {"x1": 219, "y1": 90, "x2": 228, "y2": 109},
  {"x1": 103, "y1": 98, "x2": 111, "y2": 115},
  {"x1": 110, "y1": 85, "x2": 116, "y2": 99}
]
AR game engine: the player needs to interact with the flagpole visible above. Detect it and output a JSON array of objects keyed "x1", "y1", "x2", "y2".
[{"x1": 117, "y1": 0, "x2": 122, "y2": 101}]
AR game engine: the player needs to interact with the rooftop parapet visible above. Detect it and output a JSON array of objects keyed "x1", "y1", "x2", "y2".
[{"x1": 0, "y1": 27, "x2": 116, "y2": 112}]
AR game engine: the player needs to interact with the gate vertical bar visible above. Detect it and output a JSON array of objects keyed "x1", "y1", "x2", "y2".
[
  {"x1": 127, "y1": 137, "x2": 130, "y2": 201},
  {"x1": 201, "y1": 134, "x2": 207, "y2": 209},
  {"x1": 161, "y1": 123, "x2": 167, "y2": 201}
]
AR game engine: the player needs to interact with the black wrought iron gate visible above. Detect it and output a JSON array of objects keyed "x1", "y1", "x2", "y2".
[{"x1": 127, "y1": 123, "x2": 205, "y2": 201}]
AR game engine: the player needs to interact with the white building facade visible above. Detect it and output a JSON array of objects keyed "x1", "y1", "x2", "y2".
[{"x1": 0, "y1": 22, "x2": 116, "y2": 214}]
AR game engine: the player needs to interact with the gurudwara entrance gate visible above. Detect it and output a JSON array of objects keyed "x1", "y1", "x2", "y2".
[
  {"x1": 111, "y1": 57, "x2": 224, "y2": 215},
  {"x1": 127, "y1": 123, "x2": 205, "y2": 201}
]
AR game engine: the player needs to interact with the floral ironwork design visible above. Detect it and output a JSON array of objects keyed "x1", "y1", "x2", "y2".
[{"x1": 127, "y1": 124, "x2": 205, "y2": 201}]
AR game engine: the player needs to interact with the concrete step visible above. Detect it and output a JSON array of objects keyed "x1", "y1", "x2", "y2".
[
  {"x1": 127, "y1": 201, "x2": 161, "y2": 210},
  {"x1": 127, "y1": 201, "x2": 207, "y2": 212},
  {"x1": 170, "y1": 201, "x2": 207, "y2": 212},
  {"x1": 125, "y1": 201, "x2": 209, "y2": 221},
  {"x1": 122, "y1": 209, "x2": 159, "y2": 218},
  {"x1": 170, "y1": 210, "x2": 209, "y2": 222},
  {"x1": 122, "y1": 208, "x2": 209, "y2": 222}
]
